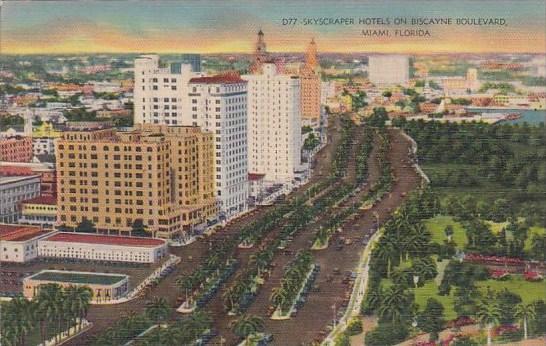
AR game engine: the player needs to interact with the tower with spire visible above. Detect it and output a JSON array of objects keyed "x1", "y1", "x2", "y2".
[
  {"x1": 304, "y1": 38, "x2": 318, "y2": 72},
  {"x1": 299, "y1": 38, "x2": 321, "y2": 124},
  {"x1": 251, "y1": 29, "x2": 269, "y2": 73}
]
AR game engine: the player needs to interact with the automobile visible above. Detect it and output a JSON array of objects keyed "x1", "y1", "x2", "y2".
[{"x1": 333, "y1": 268, "x2": 341, "y2": 275}]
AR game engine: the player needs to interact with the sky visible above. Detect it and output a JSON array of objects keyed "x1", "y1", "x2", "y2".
[{"x1": 1, "y1": 0, "x2": 545, "y2": 54}]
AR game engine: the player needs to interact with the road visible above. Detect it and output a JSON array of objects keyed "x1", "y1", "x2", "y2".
[{"x1": 64, "y1": 116, "x2": 344, "y2": 346}]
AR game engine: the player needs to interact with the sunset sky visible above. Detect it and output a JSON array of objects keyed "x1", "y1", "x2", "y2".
[{"x1": 2, "y1": 0, "x2": 545, "y2": 54}]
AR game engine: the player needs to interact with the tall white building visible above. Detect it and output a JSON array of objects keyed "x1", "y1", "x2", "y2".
[
  {"x1": 242, "y1": 64, "x2": 302, "y2": 185},
  {"x1": 368, "y1": 55, "x2": 410, "y2": 86},
  {"x1": 186, "y1": 76, "x2": 249, "y2": 218},
  {"x1": 134, "y1": 55, "x2": 199, "y2": 125},
  {"x1": 134, "y1": 55, "x2": 249, "y2": 218}
]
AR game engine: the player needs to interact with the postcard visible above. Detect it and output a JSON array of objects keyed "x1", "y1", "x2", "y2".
[{"x1": 0, "y1": 1, "x2": 545, "y2": 345}]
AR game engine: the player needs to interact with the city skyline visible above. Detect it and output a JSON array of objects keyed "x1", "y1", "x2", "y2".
[{"x1": 2, "y1": 0, "x2": 545, "y2": 54}]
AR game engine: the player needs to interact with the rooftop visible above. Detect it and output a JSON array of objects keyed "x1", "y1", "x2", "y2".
[
  {"x1": 0, "y1": 224, "x2": 51, "y2": 242},
  {"x1": 189, "y1": 74, "x2": 246, "y2": 85},
  {"x1": 22, "y1": 195, "x2": 57, "y2": 205},
  {"x1": 0, "y1": 175, "x2": 40, "y2": 185},
  {"x1": 27, "y1": 270, "x2": 127, "y2": 285},
  {"x1": 43, "y1": 232, "x2": 166, "y2": 248}
]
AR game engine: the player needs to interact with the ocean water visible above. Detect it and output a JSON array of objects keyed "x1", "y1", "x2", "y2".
[{"x1": 468, "y1": 108, "x2": 546, "y2": 125}]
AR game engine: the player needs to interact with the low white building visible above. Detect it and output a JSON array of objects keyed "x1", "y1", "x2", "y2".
[
  {"x1": 38, "y1": 232, "x2": 168, "y2": 264},
  {"x1": 0, "y1": 224, "x2": 52, "y2": 263},
  {"x1": 0, "y1": 175, "x2": 41, "y2": 223}
]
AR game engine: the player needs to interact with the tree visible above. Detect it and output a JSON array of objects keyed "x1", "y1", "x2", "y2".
[
  {"x1": 36, "y1": 283, "x2": 64, "y2": 343},
  {"x1": 230, "y1": 314, "x2": 265, "y2": 342},
  {"x1": 367, "y1": 107, "x2": 388, "y2": 128},
  {"x1": 410, "y1": 257, "x2": 437, "y2": 287},
  {"x1": 475, "y1": 299, "x2": 502, "y2": 346},
  {"x1": 131, "y1": 219, "x2": 151, "y2": 237},
  {"x1": 75, "y1": 218, "x2": 96, "y2": 233},
  {"x1": 145, "y1": 297, "x2": 171, "y2": 324},
  {"x1": 417, "y1": 298, "x2": 445, "y2": 341},
  {"x1": 444, "y1": 225, "x2": 454, "y2": 242},
  {"x1": 515, "y1": 303, "x2": 536, "y2": 340},
  {"x1": 377, "y1": 285, "x2": 413, "y2": 324}
]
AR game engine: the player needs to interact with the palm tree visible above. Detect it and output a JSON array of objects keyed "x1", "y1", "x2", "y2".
[
  {"x1": 36, "y1": 283, "x2": 64, "y2": 344},
  {"x1": 176, "y1": 276, "x2": 195, "y2": 308},
  {"x1": 222, "y1": 286, "x2": 239, "y2": 313},
  {"x1": 515, "y1": 302, "x2": 536, "y2": 340},
  {"x1": 270, "y1": 287, "x2": 289, "y2": 313},
  {"x1": 145, "y1": 297, "x2": 171, "y2": 324},
  {"x1": 475, "y1": 299, "x2": 502, "y2": 346},
  {"x1": 374, "y1": 240, "x2": 396, "y2": 278},
  {"x1": 377, "y1": 285, "x2": 411, "y2": 324},
  {"x1": 411, "y1": 257, "x2": 438, "y2": 287},
  {"x1": 230, "y1": 314, "x2": 265, "y2": 343},
  {"x1": 10, "y1": 296, "x2": 34, "y2": 346}
]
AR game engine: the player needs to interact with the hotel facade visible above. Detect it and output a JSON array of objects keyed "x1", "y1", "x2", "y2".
[
  {"x1": 242, "y1": 64, "x2": 302, "y2": 185},
  {"x1": 55, "y1": 126, "x2": 215, "y2": 238}
]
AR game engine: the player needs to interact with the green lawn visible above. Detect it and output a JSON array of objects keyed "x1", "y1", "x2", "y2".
[
  {"x1": 424, "y1": 215, "x2": 467, "y2": 248},
  {"x1": 413, "y1": 281, "x2": 457, "y2": 320},
  {"x1": 525, "y1": 226, "x2": 546, "y2": 252},
  {"x1": 476, "y1": 276, "x2": 546, "y2": 304}
]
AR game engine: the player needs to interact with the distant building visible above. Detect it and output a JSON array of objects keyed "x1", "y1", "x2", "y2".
[
  {"x1": 0, "y1": 136, "x2": 33, "y2": 162},
  {"x1": 23, "y1": 270, "x2": 129, "y2": 303},
  {"x1": 243, "y1": 64, "x2": 302, "y2": 185},
  {"x1": 0, "y1": 163, "x2": 56, "y2": 197},
  {"x1": 299, "y1": 39, "x2": 322, "y2": 125},
  {"x1": 0, "y1": 224, "x2": 52, "y2": 263},
  {"x1": 368, "y1": 55, "x2": 410, "y2": 85},
  {"x1": 0, "y1": 175, "x2": 41, "y2": 223},
  {"x1": 175, "y1": 54, "x2": 201, "y2": 72},
  {"x1": 19, "y1": 195, "x2": 57, "y2": 228}
]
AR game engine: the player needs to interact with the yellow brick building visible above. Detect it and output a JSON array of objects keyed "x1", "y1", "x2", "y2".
[{"x1": 55, "y1": 125, "x2": 216, "y2": 238}]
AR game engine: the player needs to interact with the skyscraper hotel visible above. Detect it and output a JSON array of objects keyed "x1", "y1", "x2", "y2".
[
  {"x1": 186, "y1": 75, "x2": 249, "y2": 218},
  {"x1": 133, "y1": 54, "x2": 201, "y2": 126},
  {"x1": 242, "y1": 31, "x2": 302, "y2": 185},
  {"x1": 299, "y1": 39, "x2": 322, "y2": 127},
  {"x1": 55, "y1": 125, "x2": 215, "y2": 239},
  {"x1": 134, "y1": 55, "x2": 249, "y2": 218}
]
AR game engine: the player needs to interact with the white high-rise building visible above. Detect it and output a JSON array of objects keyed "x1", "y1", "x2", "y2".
[
  {"x1": 134, "y1": 55, "x2": 199, "y2": 125},
  {"x1": 134, "y1": 55, "x2": 249, "y2": 218},
  {"x1": 186, "y1": 76, "x2": 249, "y2": 218},
  {"x1": 368, "y1": 55, "x2": 410, "y2": 86},
  {"x1": 242, "y1": 64, "x2": 302, "y2": 185}
]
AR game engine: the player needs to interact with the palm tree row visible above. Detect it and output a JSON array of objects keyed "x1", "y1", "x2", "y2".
[
  {"x1": 134, "y1": 311, "x2": 212, "y2": 346},
  {"x1": 1, "y1": 284, "x2": 92, "y2": 346},
  {"x1": 223, "y1": 206, "x2": 314, "y2": 315},
  {"x1": 175, "y1": 241, "x2": 238, "y2": 309},
  {"x1": 332, "y1": 116, "x2": 356, "y2": 178},
  {"x1": 356, "y1": 130, "x2": 374, "y2": 185},
  {"x1": 270, "y1": 251, "x2": 314, "y2": 316}
]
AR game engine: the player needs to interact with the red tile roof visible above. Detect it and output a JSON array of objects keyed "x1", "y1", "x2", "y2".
[
  {"x1": 0, "y1": 224, "x2": 51, "y2": 241},
  {"x1": 248, "y1": 173, "x2": 266, "y2": 181},
  {"x1": 22, "y1": 195, "x2": 57, "y2": 205},
  {"x1": 44, "y1": 232, "x2": 165, "y2": 248},
  {"x1": 189, "y1": 74, "x2": 246, "y2": 84}
]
